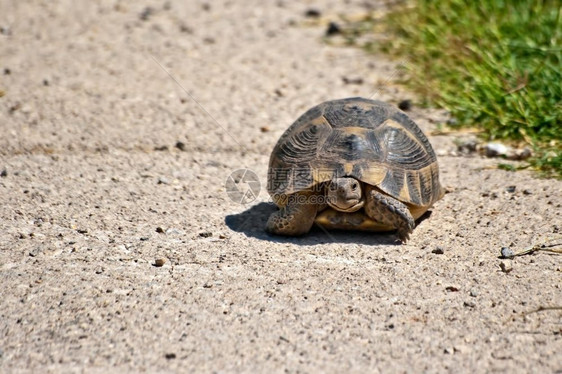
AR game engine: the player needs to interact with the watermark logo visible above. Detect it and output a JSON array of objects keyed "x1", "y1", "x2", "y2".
[{"x1": 225, "y1": 169, "x2": 261, "y2": 204}]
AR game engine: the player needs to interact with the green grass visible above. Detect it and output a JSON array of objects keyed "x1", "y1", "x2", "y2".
[{"x1": 341, "y1": 0, "x2": 562, "y2": 178}]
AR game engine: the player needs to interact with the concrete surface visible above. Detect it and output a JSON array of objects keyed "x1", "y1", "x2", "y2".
[{"x1": 1, "y1": 0, "x2": 560, "y2": 373}]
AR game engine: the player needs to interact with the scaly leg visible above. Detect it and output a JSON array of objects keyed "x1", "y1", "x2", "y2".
[
  {"x1": 364, "y1": 186, "x2": 415, "y2": 242},
  {"x1": 266, "y1": 193, "x2": 319, "y2": 236}
]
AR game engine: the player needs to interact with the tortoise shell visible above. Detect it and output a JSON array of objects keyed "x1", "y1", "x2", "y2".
[{"x1": 267, "y1": 97, "x2": 443, "y2": 212}]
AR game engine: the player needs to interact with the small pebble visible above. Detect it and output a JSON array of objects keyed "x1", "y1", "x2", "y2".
[
  {"x1": 0, "y1": 169, "x2": 7, "y2": 177},
  {"x1": 154, "y1": 145, "x2": 168, "y2": 151},
  {"x1": 469, "y1": 288, "x2": 479, "y2": 297},
  {"x1": 464, "y1": 300, "x2": 476, "y2": 308},
  {"x1": 139, "y1": 7, "x2": 154, "y2": 21},
  {"x1": 164, "y1": 353, "x2": 176, "y2": 359},
  {"x1": 445, "y1": 286, "x2": 459, "y2": 292},
  {"x1": 154, "y1": 258, "x2": 166, "y2": 267},
  {"x1": 157, "y1": 177, "x2": 169, "y2": 185},
  {"x1": 218, "y1": 234, "x2": 226, "y2": 239},
  {"x1": 260, "y1": 126, "x2": 270, "y2": 133},
  {"x1": 29, "y1": 248, "x2": 41, "y2": 257},
  {"x1": 523, "y1": 189, "x2": 532, "y2": 195},
  {"x1": 166, "y1": 228, "x2": 182, "y2": 235},
  {"x1": 456, "y1": 138, "x2": 478, "y2": 154},
  {"x1": 9, "y1": 103, "x2": 21, "y2": 113},
  {"x1": 199, "y1": 232, "x2": 212, "y2": 238},
  {"x1": 342, "y1": 76, "x2": 364, "y2": 85},
  {"x1": 398, "y1": 99, "x2": 412, "y2": 111},
  {"x1": 500, "y1": 247, "x2": 515, "y2": 259},
  {"x1": 499, "y1": 261, "x2": 513, "y2": 273},
  {"x1": 140, "y1": 237, "x2": 149, "y2": 241},
  {"x1": 505, "y1": 185, "x2": 516, "y2": 193},
  {"x1": 446, "y1": 118, "x2": 458, "y2": 126},
  {"x1": 304, "y1": 8, "x2": 321, "y2": 18},
  {"x1": 484, "y1": 142, "x2": 509, "y2": 158},
  {"x1": 4, "y1": 68, "x2": 11, "y2": 75},
  {"x1": 156, "y1": 227, "x2": 164, "y2": 233},
  {"x1": 175, "y1": 141, "x2": 186, "y2": 151},
  {"x1": 509, "y1": 147, "x2": 532, "y2": 160},
  {"x1": 453, "y1": 345, "x2": 469, "y2": 354},
  {"x1": 179, "y1": 23, "x2": 193, "y2": 33},
  {"x1": 325, "y1": 22, "x2": 341, "y2": 36},
  {"x1": 432, "y1": 246, "x2": 445, "y2": 255}
]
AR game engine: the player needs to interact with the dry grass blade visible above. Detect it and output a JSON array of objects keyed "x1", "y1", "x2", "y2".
[
  {"x1": 501, "y1": 237, "x2": 562, "y2": 259},
  {"x1": 521, "y1": 306, "x2": 562, "y2": 317}
]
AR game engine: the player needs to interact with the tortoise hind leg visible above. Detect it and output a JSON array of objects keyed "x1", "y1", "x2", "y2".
[
  {"x1": 266, "y1": 193, "x2": 319, "y2": 236},
  {"x1": 364, "y1": 185, "x2": 415, "y2": 242}
]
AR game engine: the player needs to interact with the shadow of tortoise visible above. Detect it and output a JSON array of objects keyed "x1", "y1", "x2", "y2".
[{"x1": 225, "y1": 202, "x2": 433, "y2": 246}]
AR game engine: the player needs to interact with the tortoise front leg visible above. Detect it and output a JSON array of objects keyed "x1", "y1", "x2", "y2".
[
  {"x1": 364, "y1": 185, "x2": 415, "y2": 242},
  {"x1": 266, "y1": 192, "x2": 319, "y2": 236}
]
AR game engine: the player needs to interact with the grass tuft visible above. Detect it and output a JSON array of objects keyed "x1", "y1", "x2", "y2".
[{"x1": 342, "y1": 0, "x2": 562, "y2": 178}]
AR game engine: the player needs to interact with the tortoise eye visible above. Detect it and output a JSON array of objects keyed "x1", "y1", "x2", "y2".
[{"x1": 351, "y1": 182, "x2": 358, "y2": 190}]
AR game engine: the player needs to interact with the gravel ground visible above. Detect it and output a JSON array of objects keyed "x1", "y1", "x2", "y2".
[{"x1": 1, "y1": 1, "x2": 560, "y2": 373}]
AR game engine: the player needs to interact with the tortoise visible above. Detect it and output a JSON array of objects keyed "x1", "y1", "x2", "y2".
[{"x1": 266, "y1": 97, "x2": 444, "y2": 242}]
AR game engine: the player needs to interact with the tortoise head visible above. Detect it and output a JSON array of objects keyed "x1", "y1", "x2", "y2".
[{"x1": 326, "y1": 177, "x2": 364, "y2": 213}]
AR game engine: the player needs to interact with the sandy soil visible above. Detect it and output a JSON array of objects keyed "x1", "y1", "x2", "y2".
[{"x1": 1, "y1": 1, "x2": 560, "y2": 373}]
